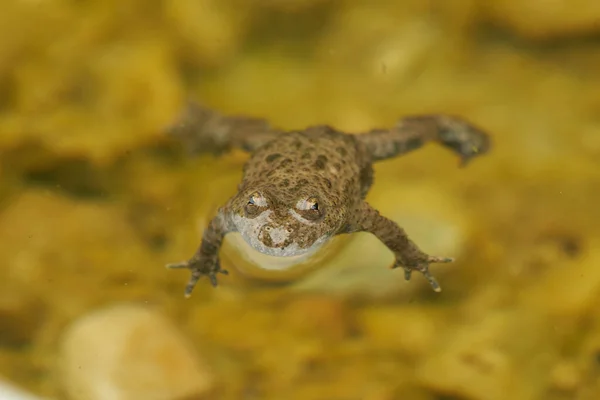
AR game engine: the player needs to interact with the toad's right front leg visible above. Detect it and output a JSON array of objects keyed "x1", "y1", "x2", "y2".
[{"x1": 166, "y1": 212, "x2": 232, "y2": 298}]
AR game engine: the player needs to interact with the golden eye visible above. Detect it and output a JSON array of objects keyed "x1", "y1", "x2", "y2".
[{"x1": 307, "y1": 197, "x2": 318, "y2": 211}]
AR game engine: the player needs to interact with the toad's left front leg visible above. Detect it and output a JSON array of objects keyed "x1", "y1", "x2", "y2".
[{"x1": 349, "y1": 202, "x2": 453, "y2": 292}]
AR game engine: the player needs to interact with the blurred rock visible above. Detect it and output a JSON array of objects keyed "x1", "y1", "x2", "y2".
[
  {"x1": 520, "y1": 240, "x2": 600, "y2": 318},
  {"x1": 0, "y1": 286, "x2": 44, "y2": 347},
  {"x1": 253, "y1": 0, "x2": 331, "y2": 13},
  {"x1": 164, "y1": 0, "x2": 248, "y2": 68},
  {"x1": 357, "y1": 305, "x2": 440, "y2": 358},
  {"x1": 316, "y1": 3, "x2": 442, "y2": 84},
  {"x1": 0, "y1": 0, "x2": 182, "y2": 164},
  {"x1": 416, "y1": 309, "x2": 557, "y2": 400},
  {"x1": 0, "y1": 377, "x2": 46, "y2": 400},
  {"x1": 281, "y1": 294, "x2": 352, "y2": 340},
  {"x1": 59, "y1": 303, "x2": 214, "y2": 400},
  {"x1": 570, "y1": 302, "x2": 600, "y2": 398},
  {"x1": 0, "y1": 190, "x2": 163, "y2": 314},
  {"x1": 482, "y1": 0, "x2": 600, "y2": 40},
  {"x1": 67, "y1": 38, "x2": 182, "y2": 163},
  {"x1": 0, "y1": 1, "x2": 71, "y2": 79},
  {"x1": 549, "y1": 361, "x2": 581, "y2": 393}
]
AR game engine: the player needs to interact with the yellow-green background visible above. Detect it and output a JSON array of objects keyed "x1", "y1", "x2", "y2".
[{"x1": 1, "y1": 0, "x2": 600, "y2": 399}]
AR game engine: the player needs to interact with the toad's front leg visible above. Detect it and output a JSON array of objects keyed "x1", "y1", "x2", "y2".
[
  {"x1": 166, "y1": 212, "x2": 232, "y2": 298},
  {"x1": 349, "y1": 202, "x2": 453, "y2": 292}
]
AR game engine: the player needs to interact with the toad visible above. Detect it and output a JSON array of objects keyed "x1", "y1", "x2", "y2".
[{"x1": 165, "y1": 102, "x2": 491, "y2": 297}]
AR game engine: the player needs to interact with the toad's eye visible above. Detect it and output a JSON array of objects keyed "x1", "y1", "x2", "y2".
[
  {"x1": 245, "y1": 192, "x2": 265, "y2": 217},
  {"x1": 296, "y1": 197, "x2": 318, "y2": 211},
  {"x1": 296, "y1": 197, "x2": 323, "y2": 221},
  {"x1": 247, "y1": 192, "x2": 266, "y2": 207}
]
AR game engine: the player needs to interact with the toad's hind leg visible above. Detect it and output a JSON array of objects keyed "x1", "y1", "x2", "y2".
[
  {"x1": 165, "y1": 101, "x2": 282, "y2": 155},
  {"x1": 357, "y1": 114, "x2": 492, "y2": 166}
]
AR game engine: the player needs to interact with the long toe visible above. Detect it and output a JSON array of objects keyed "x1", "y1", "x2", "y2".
[
  {"x1": 184, "y1": 274, "x2": 201, "y2": 298},
  {"x1": 425, "y1": 274, "x2": 442, "y2": 292},
  {"x1": 428, "y1": 256, "x2": 454, "y2": 264},
  {"x1": 166, "y1": 261, "x2": 189, "y2": 269}
]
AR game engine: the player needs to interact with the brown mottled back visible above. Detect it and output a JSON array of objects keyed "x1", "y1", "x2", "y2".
[{"x1": 242, "y1": 125, "x2": 373, "y2": 206}]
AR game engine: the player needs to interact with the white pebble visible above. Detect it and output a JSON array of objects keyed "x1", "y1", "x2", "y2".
[{"x1": 59, "y1": 303, "x2": 214, "y2": 400}]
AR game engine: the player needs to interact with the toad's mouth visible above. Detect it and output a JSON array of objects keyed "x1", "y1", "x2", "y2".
[
  {"x1": 242, "y1": 231, "x2": 321, "y2": 258},
  {"x1": 226, "y1": 231, "x2": 329, "y2": 272}
]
